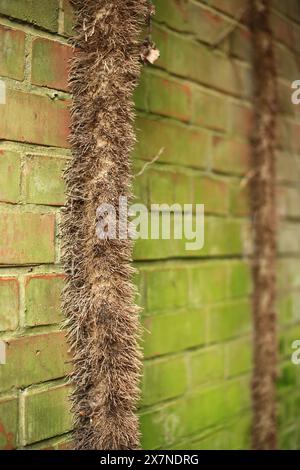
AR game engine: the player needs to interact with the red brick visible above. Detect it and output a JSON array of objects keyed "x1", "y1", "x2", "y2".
[
  {"x1": 0, "y1": 150, "x2": 21, "y2": 203},
  {"x1": 0, "y1": 212, "x2": 55, "y2": 265},
  {"x1": 0, "y1": 25, "x2": 25, "y2": 80},
  {"x1": 62, "y1": 0, "x2": 74, "y2": 37},
  {"x1": 0, "y1": 89, "x2": 70, "y2": 148},
  {"x1": 25, "y1": 274, "x2": 65, "y2": 326},
  {"x1": 212, "y1": 136, "x2": 250, "y2": 175},
  {"x1": 32, "y1": 38, "x2": 72, "y2": 91},
  {"x1": 148, "y1": 74, "x2": 192, "y2": 123},
  {"x1": 0, "y1": 277, "x2": 19, "y2": 331},
  {"x1": 0, "y1": 332, "x2": 70, "y2": 392},
  {"x1": 0, "y1": 396, "x2": 18, "y2": 450},
  {"x1": 228, "y1": 101, "x2": 253, "y2": 138}
]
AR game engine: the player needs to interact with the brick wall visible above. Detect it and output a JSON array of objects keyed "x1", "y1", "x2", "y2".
[{"x1": 0, "y1": 0, "x2": 300, "y2": 450}]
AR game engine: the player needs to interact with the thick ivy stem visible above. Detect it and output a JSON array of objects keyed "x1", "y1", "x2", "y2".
[
  {"x1": 62, "y1": 0, "x2": 152, "y2": 450},
  {"x1": 250, "y1": 0, "x2": 278, "y2": 450}
]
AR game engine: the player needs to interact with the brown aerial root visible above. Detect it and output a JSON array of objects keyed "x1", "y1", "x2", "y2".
[
  {"x1": 250, "y1": 0, "x2": 278, "y2": 450},
  {"x1": 61, "y1": 0, "x2": 154, "y2": 450}
]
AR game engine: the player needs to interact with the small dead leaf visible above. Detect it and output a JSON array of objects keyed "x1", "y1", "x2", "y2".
[{"x1": 146, "y1": 47, "x2": 160, "y2": 64}]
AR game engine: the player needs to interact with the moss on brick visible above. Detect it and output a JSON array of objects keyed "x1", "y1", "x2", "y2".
[
  {"x1": 0, "y1": 25, "x2": 25, "y2": 80},
  {"x1": 0, "y1": 150, "x2": 21, "y2": 203},
  {"x1": 25, "y1": 274, "x2": 65, "y2": 326},
  {"x1": 0, "y1": 0, "x2": 59, "y2": 32},
  {"x1": 0, "y1": 212, "x2": 55, "y2": 264},
  {"x1": 0, "y1": 396, "x2": 18, "y2": 450},
  {"x1": 142, "y1": 356, "x2": 187, "y2": 406},
  {"x1": 0, "y1": 332, "x2": 70, "y2": 392},
  {"x1": 0, "y1": 277, "x2": 19, "y2": 331},
  {"x1": 24, "y1": 155, "x2": 66, "y2": 206},
  {"x1": 24, "y1": 384, "x2": 72, "y2": 445},
  {"x1": 31, "y1": 38, "x2": 72, "y2": 92}
]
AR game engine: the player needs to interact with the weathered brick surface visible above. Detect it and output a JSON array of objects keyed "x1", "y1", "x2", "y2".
[
  {"x1": 0, "y1": 277, "x2": 19, "y2": 331},
  {"x1": 0, "y1": 396, "x2": 18, "y2": 450},
  {"x1": 24, "y1": 155, "x2": 66, "y2": 206},
  {"x1": 0, "y1": 25, "x2": 25, "y2": 80},
  {"x1": 0, "y1": 0, "x2": 299, "y2": 451},
  {"x1": 23, "y1": 383, "x2": 72, "y2": 445},
  {"x1": 0, "y1": 150, "x2": 21, "y2": 203},
  {"x1": 0, "y1": 0, "x2": 59, "y2": 32},
  {"x1": 32, "y1": 38, "x2": 72, "y2": 91},
  {"x1": 0, "y1": 332, "x2": 70, "y2": 392},
  {"x1": 0, "y1": 89, "x2": 70, "y2": 148},
  {"x1": 25, "y1": 274, "x2": 65, "y2": 326},
  {"x1": 0, "y1": 212, "x2": 55, "y2": 265}
]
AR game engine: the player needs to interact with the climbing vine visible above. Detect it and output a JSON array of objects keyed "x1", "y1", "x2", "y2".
[
  {"x1": 250, "y1": 0, "x2": 278, "y2": 450},
  {"x1": 62, "y1": 0, "x2": 154, "y2": 450}
]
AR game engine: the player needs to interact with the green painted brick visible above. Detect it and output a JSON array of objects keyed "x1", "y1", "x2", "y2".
[
  {"x1": 143, "y1": 310, "x2": 206, "y2": 358},
  {"x1": 25, "y1": 274, "x2": 64, "y2": 326},
  {"x1": 0, "y1": 212, "x2": 55, "y2": 265},
  {"x1": 0, "y1": 0, "x2": 59, "y2": 32},
  {"x1": 141, "y1": 356, "x2": 187, "y2": 406},
  {"x1": 0, "y1": 332, "x2": 70, "y2": 392},
  {"x1": 188, "y1": 346, "x2": 224, "y2": 387},
  {"x1": 0, "y1": 150, "x2": 21, "y2": 203},
  {"x1": 208, "y1": 299, "x2": 251, "y2": 343},
  {"x1": 134, "y1": 116, "x2": 210, "y2": 169},
  {"x1": 24, "y1": 384, "x2": 72, "y2": 445},
  {"x1": 146, "y1": 267, "x2": 189, "y2": 312},
  {"x1": 0, "y1": 25, "x2": 25, "y2": 80},
  {"x1": 0, "y1": 277, "x2": 19, "y2": 331},
  {"x1": 189, "y1": 261, "x2": 228, "y2": 307},
  {"x1": 0, "y1": 396, "x2": 18, "y2": 450},
  {"x1": 148, "y1": 73, "x2": 192, "y2": 123},
  {"x1": 225, "y1": 337, "x2": 252, "y2": 377},
  {"x1": 24, "y1": 155, "x2": 66, "y2": 206}
]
